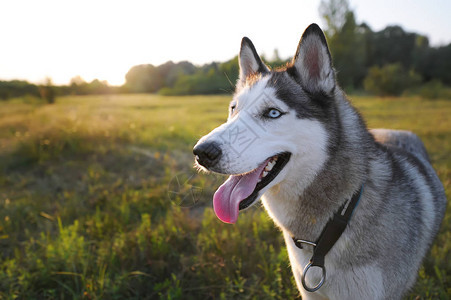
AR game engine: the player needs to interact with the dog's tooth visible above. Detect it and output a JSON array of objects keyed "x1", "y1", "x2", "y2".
[
  {"x1": 265, "y1": 163, "x2": 274, "y2": 172},
  {"x1": 263, "y1": 171, "x2": 268, "y2": 177}
]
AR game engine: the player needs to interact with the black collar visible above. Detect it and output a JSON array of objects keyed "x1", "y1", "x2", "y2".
[{"x1": 292, "y1": 184, "x2": 364, "y2": 292}]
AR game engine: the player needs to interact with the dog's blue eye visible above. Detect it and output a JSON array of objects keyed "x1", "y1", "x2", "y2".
[{"x1": 265, "y1": 108, "x2": 283, "y2": 119}]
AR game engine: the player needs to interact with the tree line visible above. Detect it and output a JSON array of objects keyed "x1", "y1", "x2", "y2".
[
  {"x1": 122, "y1": 0, "x2": 451, "y2": 97},
  {"x1": 0, "y1": 77, "x2": 122, "y2": 102},
  {"x1": 319, "y1": 0, "x2": 451, "y2": 96},
  {"x1": 1, "y1": 0, "x2": 450, "y2": 101},
  {"x1": 122, "y1": 19, "x2": 451, "y2": 97}
]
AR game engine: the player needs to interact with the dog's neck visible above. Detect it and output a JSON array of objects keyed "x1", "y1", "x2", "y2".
[{"x1": 262, "y1": 91, "x2": 370, "y2": 241}]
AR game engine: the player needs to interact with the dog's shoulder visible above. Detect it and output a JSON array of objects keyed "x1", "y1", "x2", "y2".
[{"x1": 370, "y1": 128, "x2": 430, "y2": 162}]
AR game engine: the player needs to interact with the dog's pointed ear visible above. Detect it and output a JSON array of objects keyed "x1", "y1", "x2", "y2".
[
  {"x1": 239, "y1": 37, "x2": 270, "y2": 81},
  {"x1": 292, "y1": 24, "x2": 335, "y2": 94}
]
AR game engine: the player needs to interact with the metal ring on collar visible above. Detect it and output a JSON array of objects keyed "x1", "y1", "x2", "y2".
[
  {"x1": 294, "y1": 239, "x2": 317, "y2": 249},
  {"x1": 301, "y1": 261, "x2": 326, "y2": 292}
]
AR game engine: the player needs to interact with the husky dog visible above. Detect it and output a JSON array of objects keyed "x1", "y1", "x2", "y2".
[{"x1": 193, "y1": 24, "x2": 446, "y2": 299}]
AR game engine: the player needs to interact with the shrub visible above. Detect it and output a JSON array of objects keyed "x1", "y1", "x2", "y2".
[
  {"x1": 418, "y1": 80, "x2": 451, "y2": 100},
  {"x1": 0, "y1": 80, "x2": 40, "y2": 100},
  {"x1": 364, "y1": 63, "x2": 421, "y2": 96}
]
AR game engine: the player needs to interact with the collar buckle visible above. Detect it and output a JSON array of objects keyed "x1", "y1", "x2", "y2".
[{"x1": 293, "y1": 238, "x2": 317, "y2": 249}]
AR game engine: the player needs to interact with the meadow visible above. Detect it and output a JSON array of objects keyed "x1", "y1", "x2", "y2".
[{"x1": 0, "y1": 94, "x2": 449, "y2": 299}]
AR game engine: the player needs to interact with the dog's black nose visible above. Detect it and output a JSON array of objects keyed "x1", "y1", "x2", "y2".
[{"x1": 193, "y1": 142, "x2": 222, "y2": 168}]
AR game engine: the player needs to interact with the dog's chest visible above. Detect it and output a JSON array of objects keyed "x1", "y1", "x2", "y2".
[
  {"x1": 261, "y1": 195, "x2": 294, "y2": 228},
  {"x1": 261, "y1": 186, "x2": 323, "y2": 236},
  {"x1": 260, "y1": 182, "x2": 305, "y2": 230}
]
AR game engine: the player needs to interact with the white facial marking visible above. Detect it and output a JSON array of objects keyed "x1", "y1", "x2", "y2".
[
  {"x1": 195, "y1": 75, "x2": 329, "y2": 217},
  {"x1": 262, "y1": 119, "x2": 329, "y2": 228}
]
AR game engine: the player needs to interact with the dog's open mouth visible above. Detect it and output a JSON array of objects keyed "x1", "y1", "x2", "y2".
[{"x1": 213, "y1": 152, "x2": 291, "y2": 223}]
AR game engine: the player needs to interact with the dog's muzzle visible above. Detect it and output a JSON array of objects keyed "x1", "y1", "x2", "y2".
[{"x1": 193, "y1": 141, "x2": 222, "y2": 169}]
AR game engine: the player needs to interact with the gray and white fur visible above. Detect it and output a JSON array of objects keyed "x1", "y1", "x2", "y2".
[{"x1": 193, "y1": 24, "x2": 446, "y2": 299}]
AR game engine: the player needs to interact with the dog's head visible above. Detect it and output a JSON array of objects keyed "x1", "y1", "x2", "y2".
[{"x1": 193, "y1": 24, "x2": 336, "y2": 223}]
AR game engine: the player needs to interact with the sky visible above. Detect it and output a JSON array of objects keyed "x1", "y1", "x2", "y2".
[{"x1": 1, "y1": 0, "x2": 450, "y2": 86}]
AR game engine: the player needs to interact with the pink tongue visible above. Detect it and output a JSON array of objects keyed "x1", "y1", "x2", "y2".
[{"x1": 213, "y1": 160, "x2": 269, "y2": 224}]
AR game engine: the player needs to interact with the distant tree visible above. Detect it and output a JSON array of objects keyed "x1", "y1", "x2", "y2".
[
  {"x1": 319, "y1": 0, "x2": 350, "y2": 38},
  {"x1": 125, "y1": 61, "x2": 197, "y2": 93},
  {"x1": 411, "y1": 35, "x2": 430, "y2": 73},
  {"x1": 272, "y1": 49, "x2": 281, "y2": 62},
  {"x1": 415, "y1": 44, "x2": 451, "y2": 85},
  {"x1": 68, "y1": 76, "x2": 88, "y2": 95},
  {"x1": 320, "y1": 0, "x2": 368, "y2": 89},
  {"x1": 87, "y1": 79, "x2": 111, "y2": 94},
  {"x1": 369, "y1": 26, "x2": 419, "y2": 69},
  {"x1": 218, "y1": 56, "x2": 239, "y2": 88},
  {"x1": 125, "y1": 64, "x2": 160, "y2": 93},
  {"x1": 165, "y1": 61, "x2": 196, "y2": 87},
  {"x1": 159, "y1": 57, "x2": 240, "y2": 95},
  {"x1": 39, "y1": 77, "x2": 55, "y2": 104},
  {"x1": 70, "y1": 75, "x2": 86, "y2": 86}
]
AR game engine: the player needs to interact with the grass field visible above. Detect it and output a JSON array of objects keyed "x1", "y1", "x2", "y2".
[{"x1": 0, "y1": 94, "x2": 449, "y2": 299}]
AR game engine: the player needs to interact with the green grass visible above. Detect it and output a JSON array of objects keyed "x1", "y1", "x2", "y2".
[{"x1": 0, "y1": 94, "x2": 449, "y2": 299}]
